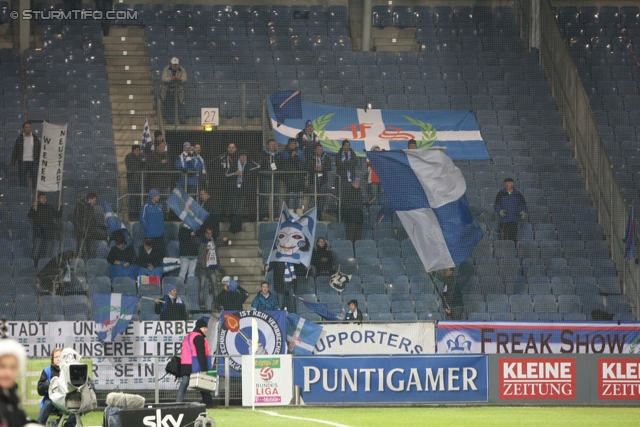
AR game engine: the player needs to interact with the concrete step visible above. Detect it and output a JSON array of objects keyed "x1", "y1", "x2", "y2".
[
  {"x1": 115, "y1": 130, "x2": 159, "y2": 143},
  {"x1": 373, "y1": 44, "x2": 419, "y2": 52},
  {"x1": 109, "y1": 85, "x2": 154, "y2": 96},
  {"x1": 106, "y1": 64, "x2": 150, "y2": 73},
  {"x1": 218, "y1": 256, "x2": 263, "y2": 268},
  {"x1": 219, "y1": 266, "x2": 265, "y2": 279},
  {"x1": 373, "y1": 37, "x2": 417, "y2": 47},
  {"x1": 112, "y1": 107, "x2": 157, "y2": 116},
  {"x1": 112, "y1": 116, "x2": 156, "y2": 126},
  {"x1": 106, "y1": 56, "x2": 150, "y2": 67},
  {"x1": 103, "y1": 35, "x2": 147, "y2": 44},
  {"x1": 104, "y1": 47, "x2": 148, "y2": 57},
  {"x1": 110, "y1": 93, "x2": 154, "y2": 102},
  {"x1": 107, "y1": 71, "x2": 151, "y2": 80},
  {"x1": 110, "y1": 100, "x2": 154, "y2": 110},
  {"x1": 221, "y1": 247, "x2": 261, "y2": 258},
  {"x1": 108, "y1": 27, "x2": 146, "y2": 37},
  {"x1": 371, "y1": 28, "x2": 415, "y2": 39}
]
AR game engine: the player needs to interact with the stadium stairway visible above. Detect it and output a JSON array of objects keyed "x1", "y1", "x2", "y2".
[
  {"x1": 217, "y1": 221, "x2": 265, "y2": 310},
  {"x1": 371, "y1": 27, "x2": 417, "y2": 52},
  {"x1": 103, "y1": 25, "x2": 158, "y2": 213}
]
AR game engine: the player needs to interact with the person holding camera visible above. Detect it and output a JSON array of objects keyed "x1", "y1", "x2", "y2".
[
  {"x1": 176, "y1": 319, "x2": 214, "y2": 408},
  {"x1": 37, "y1": 348, "x2": 76, "y2": 426}
]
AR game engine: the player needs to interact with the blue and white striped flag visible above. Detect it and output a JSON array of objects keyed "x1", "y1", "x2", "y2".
[
  {"x1": 286, "y1": 312, "x2": 323, "y2": 355},
  {"x1": 93, "y1": 293, "x2": 139, "y2": 342},
  {"x1": 166, "y1": 184, "x2": 209, "y2": 232},
  {"x1": 103, "y1": 200, "x2": 126, "y2": 235},
  {"x1": 368, "y1": 148, "x2": 483, "y2": 272},
  {"x1": 267, "y1": 99, "x2": 490, "y2": 160},
  {"x1": 141, "y1": 118, "x2": 151, "y2": 152}
]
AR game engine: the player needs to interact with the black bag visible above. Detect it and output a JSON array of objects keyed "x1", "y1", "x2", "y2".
[{"x1": 165, "y1": 355, "x2": 182, "y2": 377}]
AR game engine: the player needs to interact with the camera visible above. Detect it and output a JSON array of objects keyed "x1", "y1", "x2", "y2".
[
  {"x1": 48, "y1": 348, "x2": 96, "y2": 425},
  {"x1": 66, "y1": 364, "x2": 89, "y2": 390}
]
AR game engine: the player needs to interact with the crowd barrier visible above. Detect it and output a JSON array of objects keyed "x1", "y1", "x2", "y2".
[{"x1": 11, "y1": 319, "x2": 640, "y2": 407}]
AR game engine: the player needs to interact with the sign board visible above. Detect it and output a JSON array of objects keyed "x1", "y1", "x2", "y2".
[
  {"x1": 438, "y1": 322, "x2": 640, "y2": 354},
  {"x1": 7, "y1": 321, "x2": 207, "y2": 390},
  {"x1": 597, "y1": 357, "x2": 640, "y2": 400},
  {"x1": 217, "y1": 310, "x2": 287, "y2": 377},
  {"x1": 241, "y1": 354, "x2": 293, "y2": 406},
  {"x1": 498, "y1": 357, "x2": 577, "y2": 400},
  {"x1": 116, "y1": 403, "x2": 205, "y2": 427},
  {"x1": 314, "y1": 322, "x2": 436, "y2": 355},
  {"x1": 293, "y1": 355, "x2": 488, "y2": 404},
  {"x1": 201, "y1": 107, "x2": 219, "y2": 126},
  {"x1": 37, "y1": 121, "x2": 67, "y2": 192}
]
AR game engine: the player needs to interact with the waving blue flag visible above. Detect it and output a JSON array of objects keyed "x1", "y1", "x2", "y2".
[
  {"x1": 93, "y1": 293, "x2": 139, "y2": 342},
  {"x1": 286, "y1": 312, "x2": 323, "y2": 355},
  {"x1": 267, "y1": 203, "x2": 317, "y2": 267},
  {"x1": 368, "y1": 148, "x2": 483, "y2": 272},
  {"x1": 266, "y1": 98, "x2": 489, "y2": 160},
  {"x1": 269, "y1": 90, "x2": 302, "y2": 125},
  {"x1": 624, "y1": 204, "x2": 636, "y2": 260},
  {"x1": 103, "y1": 200, "x2": 126, "y2": 235},
  {"x1": 295, "y1": 296, "x2": 339, "y2": 321},
  {"x1": 166, "y1": 185, "x2": 209, "y2": 232}
]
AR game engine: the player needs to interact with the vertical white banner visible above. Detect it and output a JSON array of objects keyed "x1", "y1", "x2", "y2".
[
  {"x1": 37, "y1": 121, "x2": 67, "y2": 192},
  {"x1": 242, "y1": 355, "x2": 293, "y2": 407}
]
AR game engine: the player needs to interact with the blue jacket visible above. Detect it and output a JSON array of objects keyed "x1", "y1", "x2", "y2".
[
  {"x1": 251, "y1": 291, "x2": 280, "y2": 311},
  {"x1": 494, "y1": 188, "x2": 527, "y2": 223},
  {"x1": 140, "y1": 199, "x2": 165, "y2": 238},
  {"x1": 175, "y1": 153, "x2": 204, "y2": 186}
]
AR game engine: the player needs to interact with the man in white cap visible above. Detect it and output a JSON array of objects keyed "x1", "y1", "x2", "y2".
[
  {"x1": 217, "y1": 277, "x2": 249, "y2": 312},
  {"x1": 161, "y1": 57, "x2": 187, "y2": 124},
  {"x1": 174, "y1": 142, "x2": 203, "y2": 195}
]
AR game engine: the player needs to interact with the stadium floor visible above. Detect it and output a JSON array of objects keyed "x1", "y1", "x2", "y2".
[{"x1": 32, "y1": 406, "x2": 640, "y2": 427}]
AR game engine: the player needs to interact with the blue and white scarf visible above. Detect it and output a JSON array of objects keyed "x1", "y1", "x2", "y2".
[
  {"x1": 284, "y1": 262, "x2": 296, "y2": 283},
  {"x1": 237, "y1": 160, "x2": 246, "y2": 187},
  {"x1": 341, "y1": 150, "x2": 352, "y2": 182}
]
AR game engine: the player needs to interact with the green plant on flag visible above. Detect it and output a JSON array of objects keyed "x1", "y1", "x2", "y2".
[{"x1": 403, "y1": 115, "x2": 437, "y2": 148}]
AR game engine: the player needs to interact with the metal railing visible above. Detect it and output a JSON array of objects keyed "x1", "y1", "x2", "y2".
[
  {"x1": 117, "y1": 170, "x2": 204, "y2": 215},
  {"x1": 515, "y1": 0, "x2": 639, "y2": 317},
  {"x1": 255, "y1": 170, "x2": 342, "y2": 221},
  {"x1": 154, "y1": 81, "x2": 267, "y2": 133}
]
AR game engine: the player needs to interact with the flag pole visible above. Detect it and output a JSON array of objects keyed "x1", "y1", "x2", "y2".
[{"x1": 251, "y1": 318, "x2": 258, "y2": 411}]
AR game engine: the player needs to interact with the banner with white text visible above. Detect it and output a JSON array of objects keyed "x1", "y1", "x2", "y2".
[
  {"x1": 8, "y1": 321, "x2": 202, "y2": 390},
  {"x1": 437, "y1": 322, "x2": 640, "y2": 354},
  {"x1": 314, "y1": 322, "x2": 435, "y2": 355},
  {"x1": 37, "y1": 121, "x2": 67, "y2": 192},
  {"x1": 294, "y1": 355, "x2": 488, "y2": 404}
]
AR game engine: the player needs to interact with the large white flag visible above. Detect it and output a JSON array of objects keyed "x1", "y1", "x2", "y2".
[{"x1": 37, "y1": 121, "x2": 68, "y2": 192}]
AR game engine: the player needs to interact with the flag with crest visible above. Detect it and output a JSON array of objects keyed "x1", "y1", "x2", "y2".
[
  {"x1": 286, "y1": 312, "x2": 323, "y2": 355},
  {"x1": 166, "y1": 184, "x2": 209, "y2": 232},
  {"x1": 93, "y1": 293, "x2": 139, "y2": 342}
]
